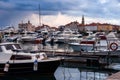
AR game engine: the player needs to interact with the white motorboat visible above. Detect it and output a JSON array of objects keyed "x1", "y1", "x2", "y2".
[
  {"x1": 69, "y1": 33, "x2": 120, "y2": 52},
  {"x1": 0, "y1": 42, "x2": 61, "y2": 75},
  {"x1": 69, "y1": 37, "x2": 96, "y2": 52},
  {"x1": 56, "y1": 28, "x2": 82, "y2": 43}
]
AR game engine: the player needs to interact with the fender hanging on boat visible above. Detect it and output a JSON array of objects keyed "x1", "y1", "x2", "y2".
[
  {"x1": 4, "y1": 61, "x2": 10, "y2": 72},
  {"x1": 33, "y1": 60, "x2": 38, "y2": 71}
]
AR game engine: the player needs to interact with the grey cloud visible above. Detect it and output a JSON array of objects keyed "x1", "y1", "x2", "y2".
[{"x1": 0, "y1": 0, "x2": 120, "y2": 27}]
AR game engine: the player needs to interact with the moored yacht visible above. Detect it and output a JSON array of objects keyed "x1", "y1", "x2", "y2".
[
  {"x1": 69, "y1": 32, "x2": 120, "y2": 52},
  {"x1": 69, "y1": 36, "x2": 96, "y2": 52},
  {"x1": 0, "y1": 42, "x2": 61, "y2": 75},
  {"x1": 56, "y1": 28, "x2": 82, "y2": 43}
]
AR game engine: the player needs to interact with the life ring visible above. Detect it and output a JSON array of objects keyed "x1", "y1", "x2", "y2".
[{"x1": 110, "y1": 42, "x2": 118, "y2": 51}]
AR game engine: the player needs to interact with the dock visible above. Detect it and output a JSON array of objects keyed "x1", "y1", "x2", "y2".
[
  {"x1": 107, "y1": 71, "x2": 120, "y2": 80},
  {"x1": 41, "y1": 50, "x2": 120, "y2": 58},
  {"x1": 39, "y1": 50, "x2": 120, "y2": 71},
  {"x1": 45, "y1": 50, "x2": 120, "y2": 78}
]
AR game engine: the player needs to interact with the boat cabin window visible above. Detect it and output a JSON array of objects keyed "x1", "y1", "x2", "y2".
[
  {"x1": 10, "y1": 55, "x2": 32, "y2": 60},
  {"x1": 5, "y1": 44, "x2": 14, "y2": 50},
  {"x1": 14, "y1": 44, "x2": 21, "y2": 49},
  {"x1": 5, "y1": 44, "x2": 21, "y2": 50}
]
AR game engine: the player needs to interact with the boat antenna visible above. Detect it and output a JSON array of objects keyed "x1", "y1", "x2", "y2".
[{"x1": 39, "y1": 4, "x2": 41, "y2": 26}]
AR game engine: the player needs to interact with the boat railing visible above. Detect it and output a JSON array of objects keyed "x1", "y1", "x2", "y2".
[{"x1": 12, "y1": 49, "x2": 30, "y2": 53}]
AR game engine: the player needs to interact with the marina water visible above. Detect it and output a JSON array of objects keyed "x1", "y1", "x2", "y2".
[{"x1": 0, "y1": 67, "x2": 113, "y2": 80}]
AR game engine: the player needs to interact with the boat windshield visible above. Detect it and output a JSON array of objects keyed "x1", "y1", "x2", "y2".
[
  {"x1": 5, "y1": 44, "x2": 14, "y2": 50},
  {"x1": 5, "y1": 44, "x2": 22, "y2": 50},
  {"x1": 10, "y1": 55, "x2": 32, "y2": 60},
  {"x1": 14, "y1": 44, "x2": 21, "y2": 49}
]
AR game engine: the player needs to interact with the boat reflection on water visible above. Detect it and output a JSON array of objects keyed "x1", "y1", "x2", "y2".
[
  {"x1": 78, "y1": 68, "x2": 111, "y2": 80},
  {"x1": 55, "y1": 67, "x2": 115, "y2": 80},
  {"x1": 0, "y1": 66, "x2": 115, "y2": 80}
]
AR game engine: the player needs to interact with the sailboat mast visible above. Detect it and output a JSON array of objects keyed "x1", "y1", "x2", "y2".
[{"x1": 39, "y1": 4, "x2": 41, "y2": 26}]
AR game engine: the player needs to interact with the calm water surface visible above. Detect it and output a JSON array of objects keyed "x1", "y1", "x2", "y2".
[{"x1": 0, "y1": 67, "x2": 112, "y2": 80}]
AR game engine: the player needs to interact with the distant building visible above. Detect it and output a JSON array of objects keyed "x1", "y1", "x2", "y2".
[
  {"x1": 81, "y1": 15, "x2": 85, "y2": 27},
  {"x1": 65, "y1": 21, "x2": 79, "y2": 32},
  {"x1": 18, "y1": 20, "x2": 35, "y2": 32},
  {"x1": 97, "y1": 24, "x2": 113, "y2": 31},
  {"x1": 64, "y1": 15, "x2": 86, "y2": 32},
  {"x1": 84, "y1": 23, "x2": 117, "y2": 31},
  {"x1": 79, "y1": 15, "x2": 85, "y2": 31},
  {"x1": 65, "y1": 21, "x2": 120, "y2": 32},
  {"x1": 85, "y1": 26, "x2": 97, "y2": 31},
  {"x1": 85, "y1": 23, "x2": 98, "y2": 31},
  {"x1": 112, "y1": 25, "x2": 120, "y2": 31},
  {"x1": 50, "y1": 27, "x2": 58, "y2": 31}
]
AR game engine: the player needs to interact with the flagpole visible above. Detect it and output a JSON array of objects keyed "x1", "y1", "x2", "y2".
[{"x1": 39, "y1": 4, "x2": 41, "y2": 26}]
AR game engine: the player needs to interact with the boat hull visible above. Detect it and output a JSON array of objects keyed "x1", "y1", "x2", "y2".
[{"x1": 0, "y1": 60, "x2": 60, "y2": 75}]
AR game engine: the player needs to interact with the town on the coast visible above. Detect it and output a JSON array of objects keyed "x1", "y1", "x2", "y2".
[
  {"x1": 1, "y1": 15, "x2": 120, "y2": 43},
  {"x1": 0, "y1": 15, "x2": 120, "y2": 80}
]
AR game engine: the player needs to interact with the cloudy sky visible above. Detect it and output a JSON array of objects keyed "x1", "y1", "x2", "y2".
[{"x1": 0, "y1": 0, "x2": 120, "y2": 28}]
